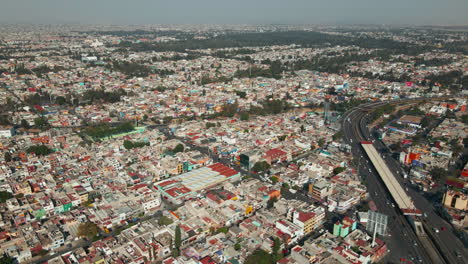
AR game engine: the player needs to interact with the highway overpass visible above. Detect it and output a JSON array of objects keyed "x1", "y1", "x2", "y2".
[{"x1": 361, "y1": 141, "x2": 421, "y2": 216}]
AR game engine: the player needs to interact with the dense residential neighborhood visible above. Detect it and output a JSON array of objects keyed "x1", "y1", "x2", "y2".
[{"x1": 0, "y1": 24, "x2": 467, "y2": 263}]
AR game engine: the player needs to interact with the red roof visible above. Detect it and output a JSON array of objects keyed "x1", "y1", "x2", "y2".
[
  {"x1": 158, "y1": 180, "x2": 178, "y2": 188},
  {"x1": 461, "y1": 169, "x2": 468, "y2": 177},
  {"x1": 265, "y1": 148, "x2": 287, "y2": 158},
  {"x1": 445, "y1": 178, "x2": 464, "y2": 189},
  {"x1": 165, "y1": 186, "x2": 192, "y2": 198},
  {"x1": 293, "y1": 246, "x2": 302, "y2": 252},
  {"x1": 200, "y1": 256, "x2": 217, "y2": 264},
  {"x1": 296, "y1": 212, "x2": 316, "y2": 223},
  {"x1": 34, "y1": 105, "x2": 45, "y2": 111},
  {"x1": 208, "y1": 163, "x2": 238, "y2": 177}
]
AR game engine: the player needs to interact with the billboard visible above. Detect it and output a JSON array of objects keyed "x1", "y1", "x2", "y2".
[{"x1": 367, "y1": 211, "x2": 388, "y2": 236}]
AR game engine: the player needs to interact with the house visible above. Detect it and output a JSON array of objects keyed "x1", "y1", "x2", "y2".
[
  {"x1": 397, "y1": 115, "x2": 422, "y2": 128},
  {"x1": 333, "y1": 217, "x2": 357, "y2": 238},
  {"x1": 264, "y1": 148, "x2": 288, "y2": 165},
  {"x1": 291, "y1": 207, "x2": 326, "y2": 235},
  {"x1": 309, "y1": 180, "x2": 334, "y2": 201},
  {"x1": 0, "y1": 126, "x2": 14, "y2": 138}
]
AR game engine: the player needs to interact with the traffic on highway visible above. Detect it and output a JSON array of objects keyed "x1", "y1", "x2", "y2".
[{"x1": 342, "y1": 98, "x2": 467, "y2": 263}]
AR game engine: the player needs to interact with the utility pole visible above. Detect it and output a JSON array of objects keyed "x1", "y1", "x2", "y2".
[{"x1": 372, "y1": 222, "x2": 378, "y2": 247}]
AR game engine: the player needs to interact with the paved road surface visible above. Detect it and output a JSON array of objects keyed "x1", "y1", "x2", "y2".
[{"x1": 343, "y1": 99, "x2": 467, "y2": 263}]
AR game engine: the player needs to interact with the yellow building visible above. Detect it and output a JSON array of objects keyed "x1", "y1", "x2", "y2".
[{"x1": 443, "y1": 190, "x2": 468, "y2": 211}]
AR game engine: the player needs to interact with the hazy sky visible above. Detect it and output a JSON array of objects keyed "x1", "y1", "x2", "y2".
[{"x1": 1, "y1": 0, "x2": 467, "y2": 25}]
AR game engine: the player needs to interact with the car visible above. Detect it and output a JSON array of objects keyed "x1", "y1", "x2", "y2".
[
  {"x1": 433, "y1": 228, "x2": 439, "y2": 233},
  {"x1": 391, "y1": 203, "x2": 395, "y2": 208},
  {"x1": 441, "y1": 226, "x2": 447, "y2": 231},
  {"x1": 413, "y1": 240, "x2": 418, "y2": 246}
]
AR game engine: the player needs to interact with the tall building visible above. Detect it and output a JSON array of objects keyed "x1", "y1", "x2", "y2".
[
  {"x1": 291, "y1": 207, "x2": 326, "y2": 235},
  {"x1": 333, "y1": 216, "x2": 357, "y2": 238},
  {"x1": 308, "y1": 180, "x2": 334, "y2": 201}
]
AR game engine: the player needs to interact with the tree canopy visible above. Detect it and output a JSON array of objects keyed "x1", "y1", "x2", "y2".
[
  {"x1": 158, "y1": 216, "x2": 173, "y2": 226},
  {"x1": 252, "y1": 161, "x2": 271, "y2": 173},
  {"x1": 26, "y1": 145, "x2": 53, "y2": 156},
  {"x1": 85, "y1": 122, "x2": 134, "y2": 139},
  {"x1": 0, "y1": 191, "x2": 13, "y2": 203},
  {"x1": 244, "y1": 249, "x2": 276, "y2": 264},
  {"x1": 77, "y1": 221, "x2": 99, "y2": 240},
  {"x1": 123, "y1": 140, "x2": 149, "y2": 150}
]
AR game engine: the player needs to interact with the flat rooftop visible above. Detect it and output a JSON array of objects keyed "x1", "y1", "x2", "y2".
[{"x1": 157, "y1": 163, "x2": 239, "y2": 198}]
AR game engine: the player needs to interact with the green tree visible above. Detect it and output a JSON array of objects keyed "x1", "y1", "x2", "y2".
[
  {"x1": 277, "y1": 135, "x2": 287, "y2": 141},
  {"x1": 0, "y1": 254, "x2": 15, "y2": 264},
  {"x1": 318, "y1": 138, "x2": 325, "y2": 147},
  {"x1": 0, "y1": 191, "x2": 13, "y2": 203},
  {"x1": 333, "y1": 130, "x2": 343, "y2": 141},
  {"x1": 175, "y1": 225, "x2": 181, "y2": 248},
  {"x1": 163, "y1": 116, "x2": 173, "y2": 124},
  {"x1": 123, "y1": 140, "x2": 134, "y2": 150},
  {"x1": 420, "y1": 116, "x2": 430, "y2": 128},
  {"x1": 333, "y1": 167, "x2": 346, "y2": 175},
  {"x1": 158, "y1": 216, "x2": 173, "y2": 226},
  {"x1": 33, "y1": 117, "x2": 49, "y2": 129},
  {"x1": 430, "y1": 167, "x2": 448, "y2": 184},
  {"x1": 450, "y1": 140, "x2": 464, "y2": 157},
  {"x1": 389, "y1": 142, "x2": 402, "y2": 152},
  {"x1": 461, "y1": 115, "x2": 468, "y2": 125},
  {"x1": 171, "y1": 248, "x2": 179, "y2": 258},
  {"x1": 271, "y1": 176, "x2": 279, "y2": 183},
  {"x1": 234, "y1": 243, "x2": 241, "y2": 251},
  {"x1": 206, "y1": 122, "x2": 216, "y2": 129},
  {"x1": 300, "y1": 124, "x2": 305, "y2": 133},
  {"x1": 240, "y1": 112, "x2": 250, "y2": 121},
  {"x1": 267, "y1": 197, "x2": 278, "y2": 209},
  {"x1": 173, "y1": 143, "x2": 184, "y2": 153},
  {"x1": 26, "y1": 145, "x2": 52, "y2": 156},
  {"x1": 235, "y1": 90, "x2": 247, "y2": 98},
  {"x1": 216, "y1": 226, "x2": 229, "y2": 234},
  {"x1": 244, "y1": 249, "x2": 274, "y2": 264},
  {"x1": 173, "y1": 225, "x2": 182, "y2": 256},
  {"x1": 55, "y1": 96, "x2": 67, "y2": 105},
  {"x1": 272, "y1": 237, "x2": 282, "y2": 261},
  {"x1": 77, "y1": 221, "x2": 99, "y2": 240},
  {"x1": 252, "y1": 161, "x2": 271, "y2": 172},
  {"x1": 20, "y1": 119, "x2": 30, "y2": 129},
  {"x1": 4, "y1": 152, "x2": 11, "y2": 162},
  {"x1": 280, "y1": 183, "x2": 290, "y2": 195}
]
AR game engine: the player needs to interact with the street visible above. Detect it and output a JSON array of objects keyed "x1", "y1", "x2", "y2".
[{"x1": 342, "y1": 99, "x2": 468, "y2": 263}]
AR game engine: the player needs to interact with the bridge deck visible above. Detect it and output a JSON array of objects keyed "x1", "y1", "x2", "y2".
[{"x1": 361, "y1": 142, "x2": 415, "y2": 211}]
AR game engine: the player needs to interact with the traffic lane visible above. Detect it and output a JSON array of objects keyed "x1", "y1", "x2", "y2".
[
  {"x1": 353, "y1": 115, "x2": 464, "y2": 263},
  {"x1": 359, "y1": 164, "x2": 427, "y2": 262},
  {"x1": 378, "y1": 164, "x2": 463, "y2": 262},
  {"x1": 410, "y1": 193, "x2": 468, "y2": 262},
  {"x1": 347, "y1": 114, "x2": 432, "y2": 263},
  {"x1": 374, "y1": 139, "x2": 468, "y2": 262},
  {"x1": 347, "y1": 128, "x2": 426, "y2": 262}
]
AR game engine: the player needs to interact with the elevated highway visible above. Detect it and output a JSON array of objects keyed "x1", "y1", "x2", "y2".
[
  {"x1": 343, "y1": 96, "x2": 468, "y2": 263},
  {"x1": 361, "y1": 142, "x2": 419, "y2": 215}
]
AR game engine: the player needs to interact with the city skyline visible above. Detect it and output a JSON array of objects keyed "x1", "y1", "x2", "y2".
[{"x1": 1, "y1": 0, "x2": 468, "y2": 26}]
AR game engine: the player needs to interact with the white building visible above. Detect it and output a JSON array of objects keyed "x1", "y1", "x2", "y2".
[{"x1": 0, "y1": 126, "x2": 14, "y2": 138}]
